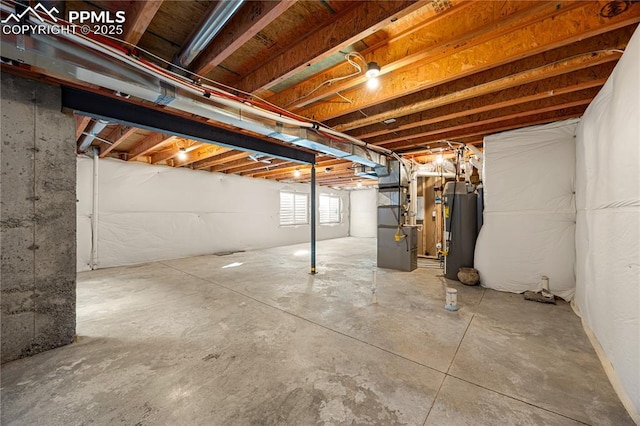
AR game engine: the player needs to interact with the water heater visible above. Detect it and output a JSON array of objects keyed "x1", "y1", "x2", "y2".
[{"x1": 443, "y1": 182, "x2": 477, "y2": 280}]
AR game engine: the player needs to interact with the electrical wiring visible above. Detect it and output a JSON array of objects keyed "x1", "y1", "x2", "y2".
[
  {"x1": 90, "y1": 31, "x2": 325, "y2": 124},
  {"x1": 80, "y1": 31, "x2": 399, "y2": 158},
  {"x1": 1, "y1": 0, "x2": 400, "y2": 162},
  {"x1": 284, "y1": 52, "x2": 367, "y2": 108}
]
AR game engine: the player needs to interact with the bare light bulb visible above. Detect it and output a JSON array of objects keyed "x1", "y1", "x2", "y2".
[
  {"x1": 177, "y1": 147, "x2": 187, "y2": 160},
  {"x1": 356, "y1": 181, "x2": 363, "y2": 188},
  {"x1": 294, "y1": 169, "x2": 301, "y2": 178},
  {"x1": 435, "y1": 154, "x2": 444, "y2": 164},
  {"x1": 365, "y1": 62, "x2": 380, "y2": 79},
  {"x1": 366, "y1": 77, "x2": 379, "y2": 89}
]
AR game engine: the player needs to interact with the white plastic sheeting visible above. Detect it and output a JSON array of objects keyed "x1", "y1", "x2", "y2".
[
  {"x1": 474, "y1": 119, "x2": 578, "y2": 301},
  {"x1": 575, "y1": 27, "x2": 640, "y2": 421},
  {"x1": 76, "y1": 157, "x2": 350, "y2": 271},
  {"x1": 350, "y1": 189, "x2": 377, "y2": 238}
]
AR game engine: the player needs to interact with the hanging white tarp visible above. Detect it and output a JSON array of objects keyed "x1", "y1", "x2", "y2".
[
  {"x1": 76, "y1": 158, "x2": 350, "y2": 271},
  {"x1": 575, "y1": 26, "x2": 640, "y2": 421},
  {"x1": 474, "y1": 118, "x2": 579, "y2": 300}
]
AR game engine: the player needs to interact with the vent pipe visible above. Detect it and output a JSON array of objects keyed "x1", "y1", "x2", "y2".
[{"x1": 175, "y1": 0, "x2": 245, "y2": 68}]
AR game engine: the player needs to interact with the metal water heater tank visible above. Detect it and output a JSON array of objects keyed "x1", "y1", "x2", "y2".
[{"x1": 443, "y1": 182, "x2": 478, "y2": 280}]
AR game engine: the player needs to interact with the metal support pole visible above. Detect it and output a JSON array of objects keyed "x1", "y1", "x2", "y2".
[
  {"x1": 91, "y1": 146, "x2": 100, "y2": 270},
  {"x1": 310, "y1": 163, "x2": 317, "y2": 275}
]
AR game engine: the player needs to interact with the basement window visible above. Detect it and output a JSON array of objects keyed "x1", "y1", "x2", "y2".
[
  {"x1": 319, "y1": 194, "x2": 341, "y2": 224},
  {"x1": 279, "y1": 191, "x2": 309, "y2": 226}
]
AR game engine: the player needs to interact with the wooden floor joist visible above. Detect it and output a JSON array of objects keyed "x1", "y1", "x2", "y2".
[
  {"x1": 127, "y1": 134, "x2": 176, "y2": 162},
  {"x1": 232, "y1": 0, "x2": 423, "y2": 93},
  {"x1": 297, "y1": 1, "x2": 639, "y2": 121},
  {"x1": 192, "y1": 151, "x2": 251, "y2": 170},
  {"x1": 100, "y1": 126, "x2": 138, "y2": 158},
  {"x1": 365, "y1": 95, "x2": 595, "y2": 147},
  {"x1": 193, "y1": 1, "x2": 297, "y2": 77},
  {"x1": 349, "y1": 65, "x2": 612, "y2": 140},
  {"x1": 325, "y1": 25, "x2": 635, "y2": 131},
  {"x1": 387, "y1": 107, "x2": 587, "y2": 153},
  {"x1": 270, "y1": 0, "x2": 569, "y2": 110}
]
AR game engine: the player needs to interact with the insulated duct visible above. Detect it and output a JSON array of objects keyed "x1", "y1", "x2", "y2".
[
  {"x1": 0, "y1": 5, "x2": 389, "y2": 171},
  {"x1": 414, "y1": 162, "x2": 456, "y2": 178}
]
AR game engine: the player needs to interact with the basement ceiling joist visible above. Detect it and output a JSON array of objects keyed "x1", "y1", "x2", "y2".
[
  {"x1": 62, "y1": 87, "x2": 316, "y2": 164},
  {"x1": 2, "y1": 0, "x2": 638, "y2": 187}
]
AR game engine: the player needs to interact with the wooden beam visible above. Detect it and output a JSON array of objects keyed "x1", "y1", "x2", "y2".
[
  {"x1": 212, "y1": 158, "x2": 290, "y2": 174},
  {"x1": 246, "y1": 158, "x2": 346, "y2": 178},
  {"x1": 385, "y1": 107, "x2": 587, "y2": 153},
  {"x1": 193, "y1": 151, "x2": 250, "y2": 170},
  {"x1": 269, "y1": 0, "x2": 560, "y2": 110},
  {"x1": 269, "y1": 166, "x2": 356, "y2": 181},
  {"x1": 371, "y1": 97, "x2": 592, "y2": 148},
  {"x1": 234, "y1": 0, "x2": 425, "y2": 93},
  {"x1": 316, "y1": 179, "x2": 377, "y2": 187},
  {"x1": 122, "y1": 1, "x2": 163, "y2": 46},
  {"x1": 192, "y1": 1, "x2": 297, "y2": 76},
  {"x1": 127, "y1": 133, "x2": 175, "y2": 161},
  {"x1": 297, "y1": 1, "x2": 640, "y2": 121},
  {"x1": 150, "y1": 141, "x2": 202, "y2": 164},
  {"x1": 100, "y1": 126, "x2": 137, "y2": 158},
  {"x1": 150, "y1": 148, "x2": 178, "y2": 165},
  {"x1": 75, "y1": 115, "x2": 91, "y2": 141},
  {"x1": 352, "y1": 67, "x2": 611, "y2": 139},
  {"x1": 249, "y1": 159, "x2": 352, "y2": 179},
  {"x1": 327, "y1": 26, "x2": 635, "y2": 131},
  {"x1": 172, "y1": 144, "x2": 232, "y2": 168}
]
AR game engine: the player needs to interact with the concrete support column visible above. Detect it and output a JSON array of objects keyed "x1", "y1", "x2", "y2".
[{"x1": 1, "y1": 72, "x2": 76, "y2": 363}]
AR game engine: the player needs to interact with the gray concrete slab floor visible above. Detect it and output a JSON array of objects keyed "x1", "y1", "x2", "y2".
[{"x1": 1, "y1": 237, "x2": 633, "y2": 425}]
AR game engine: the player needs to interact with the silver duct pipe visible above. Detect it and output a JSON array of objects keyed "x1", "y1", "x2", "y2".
[
  {"x1": 78, "y1": 119, "x2": 109, "y2": 152},
  {"x1": 0, "y1": 12, "x2": 387, "y2": 169},
  {"x1": 176, "y1": 0, "x2": 245, "y2": 67}
]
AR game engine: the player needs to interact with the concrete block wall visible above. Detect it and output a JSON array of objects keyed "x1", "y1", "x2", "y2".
[{"x1": 1, "y1": 73, "x2": 76, "y2": 363}]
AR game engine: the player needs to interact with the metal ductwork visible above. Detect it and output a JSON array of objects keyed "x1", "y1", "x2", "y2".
[
  {"x1": 354, "y1": 165, "x2": 378, "y2": 180},
  {"x1": 78, "y1": 119, "x2": 109, "y2": 152},
  {"x1": 0, "y1": 9, "x2": 388, "y2": 171},
  {"x1": 175, "y1": 0, "x2": 245, "y2": 68}
]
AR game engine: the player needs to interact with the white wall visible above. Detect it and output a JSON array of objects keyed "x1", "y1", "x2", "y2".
[
  {"x1": 575, "y1": 27, "x2": 640, "y2": 422},
  {"x1": 349, "y1": 188, "x2": 377, "y2": 237},
  {"x1": 77, "y1": 157, "x2": 350, "y2": 271},
  {"x1": 474, "y1": 119, "x2": 578, "y2": 301}
]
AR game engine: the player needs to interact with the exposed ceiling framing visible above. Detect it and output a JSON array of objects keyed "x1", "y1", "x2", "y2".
[{"x1": 2, "y1": 0, "x2": 639, "y2": 187}]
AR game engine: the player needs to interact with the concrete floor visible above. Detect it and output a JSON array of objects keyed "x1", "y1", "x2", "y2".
[{"x1": 1, "y1": 237, "x2": 633, "y2": 425}]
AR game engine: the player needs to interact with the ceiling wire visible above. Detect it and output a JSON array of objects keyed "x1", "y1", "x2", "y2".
[
  {"x1": 335, "y1": 92, "x2": 354, "y2": 104},
  {"x1": 284, "y1": 52, "x2": 367, "y2": 107},
  {"x1": 94, "y1": 33, "x2": 316, "y2": 124},
  {"x1": 91, "y1": 30, "x2": 624, "y2": 141}
]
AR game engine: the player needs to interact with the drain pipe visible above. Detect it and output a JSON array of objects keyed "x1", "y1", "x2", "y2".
[
  {"x1": 91, "y1": 146, "x2": 100, "y2": 270},
  {"x1": 79, "y1": 119, "x2": 109, "y2": 153},
  {"x1": 175, "y1": 0, "x2": 245, "y2": 68},
  {"x1": 409, "y1": 168, "x2": 418, "y2": 226}
]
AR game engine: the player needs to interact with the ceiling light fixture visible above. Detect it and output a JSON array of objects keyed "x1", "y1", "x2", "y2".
[
  {"x1": 325, "y1": 167, "x2": 332, "y2": 173},
  {"x1": 365, "y1": 62, "x2": 380, "y2": 79},
  {"x1": 356, "y1": 180, "x2": 363, "y2": 188},
  {"x1": 435, "y1": 154, "x2": 444, "y2": 164},
  {"x1": 177, "y1": 147, "x2": 187, "y2": 160},
  {"x1": 294, "y1": 168, "x2": 301, "y2": 178},
  {"x1": 365, "y1": 62, "x2": 381, "y2": 90}
]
